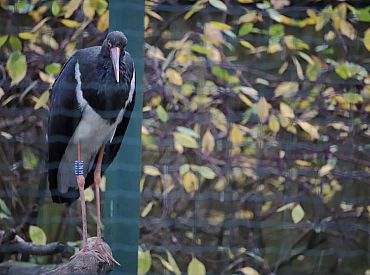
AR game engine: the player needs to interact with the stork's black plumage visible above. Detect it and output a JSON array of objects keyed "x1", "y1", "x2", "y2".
[{"x1": 48, "y1": 31, "x2": 135, "y2": 204}]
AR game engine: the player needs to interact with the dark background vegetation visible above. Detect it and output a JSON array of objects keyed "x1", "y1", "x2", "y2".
[{"x1": 0, "y1": 0, "x2": 369, "y2": 274}]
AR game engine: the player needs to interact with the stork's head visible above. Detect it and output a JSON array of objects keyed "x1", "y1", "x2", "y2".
[{"x1": 102, "y1": 31, "x2": 127, "y2": 83}]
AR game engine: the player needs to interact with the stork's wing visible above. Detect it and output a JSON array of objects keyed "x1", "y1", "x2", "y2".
[{"x1": 48, "y1": 55, "x2": 83, "y2": 203}]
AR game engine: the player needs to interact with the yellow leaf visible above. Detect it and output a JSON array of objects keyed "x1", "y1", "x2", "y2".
[
  {"x1": 240, "y1": 40, "x2": 255, "y2": 50},
  {"x1": 166, "y1": 68, "x2": 183, "y2": 85},
  {"x1": 100, "y1": 176, "x2": 106, "y2": 192},
  {"x1": 274, "y1": 81, "x2": 299, "y2": 98},
  {"x1": 291, "y1": 204, "x2": 305, "y2": 224},
  {"x1": 188, "y1": 257, "x2": 206, "y2": 275},
  {"x1": 174, "y1": 132, "x2": 198, "y2": 148},
  {"x1": 238, "y1": 11, "x2": 257, "y2": 24},
  {"x1": 210, "y1": 108, "x2": 227, "y2": 133},
  {"x1": 84, "y1": 187, "x2": 94, "y2": 202},
  {"x1": 60, "y1": 19, "x2": 82, "y2": 28},
  {"x1": 202, "y1": 129, "x2": 215, "y2": 153},
  {"x1": 210, "y1": 21, "x2": 232, "y2": 30},
  {"x1": 297, "y1": 120, "x2": 319, "y2": 139},
  {"x1": 229, "y1": 124, "x2": 243, "y2": 145},
  {"x1": 268, "y1": 115, "x2": 280, "y2": 133},
  {"x1": 364, "y1": 28, "x2": 370, "y2": 51},
  {"x1": 141, "y1": 201, "x2": 153, "y2": 217},
  {"x1": 256, "y1": 97, "x2": 270, "y2": 122},
  {"x1": 204, "y1": 23, "x2": 223, "y2": 45},
  {"x1": 83, "y1": 0, "x2": 96, "y2": 20},
  {"x1": 276, "y1": 202, "x2": 295, "y2": 212},
  {"x1": 97, "y1": 10, "x2": 109, "y2": 31},
  {"x1": 268, "y1": 42, "x2": 282, "y2": 53},
  {"x1": 340, "y1": 20, "x2": 356, "y2": 40},
  {"x1": 183, "y1": 172, "x2": 199, "y2": 193},
  {"x1": 143, "y1": 165, "x2": 161, "y2": 176},
  {"x1": 292, "y1": 57, "x2": 304, "y2": 80},
  {"x1": 280, "y1": 102, "x2": 295, "y2": 118},
  {"x1": 319, "y1": 163, "x2": 335, "y2": 177},
  {"x1": 64, "y1": 0, "x2": 82, "y2": 18},
  {"x1": 18, "y1": 32, "x2": 37, "y2": 40},
  {"x1": 34, "y1": 91, "x2": 49, "y2": 110},
  {"x1": 239, "y1": 267, "x2": 260, "y2": 275},
  {"x1": 239, "y1": 94, "x2": 253, "y2": 106},
  {"x1": 166, "y1": 250, "x2": 181, "y2": 275},
  {"x1": 238, "y1": 0, "x2": 254, "y2": 3}
]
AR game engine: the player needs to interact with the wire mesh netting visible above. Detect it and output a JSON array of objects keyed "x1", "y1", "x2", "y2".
[{"x1": 0, "y1": 0, "x2": 369, "y2": 274}]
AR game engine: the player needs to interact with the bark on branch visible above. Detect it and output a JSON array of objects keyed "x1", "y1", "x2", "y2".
[{"x1": 0, "y1": 237, "x2": 114, "y2": 275}]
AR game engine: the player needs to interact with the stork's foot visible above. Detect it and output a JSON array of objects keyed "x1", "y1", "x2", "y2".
[
  {"x1": 70, "y1": 237, "x2": 120, "y2": 266},
  {"x1": 92, "y1": 241, "x2": 121, "y2": 266}
]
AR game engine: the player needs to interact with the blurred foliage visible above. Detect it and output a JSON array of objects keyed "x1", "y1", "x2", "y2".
[
  {"x1": 0, "y1": 0, "x2": 108, "y2": 265},
  {"x1": 141, "y1": 0, "x2": 369, "y2": 274},
  {"x1": 0, "y1": 0, "x2": 369, "y2": 274}
]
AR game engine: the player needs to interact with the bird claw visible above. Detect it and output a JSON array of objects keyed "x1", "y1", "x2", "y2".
[
  {"x1": 70, "y1": 239, "x2": 120, "y2": 266},
  {"x1": 92, "y1": 241, "x2": 121, "y2": 266}
]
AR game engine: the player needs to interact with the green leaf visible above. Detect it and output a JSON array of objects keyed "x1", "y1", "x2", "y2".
[
  {"x1": 209, "y1": 0, "x2": 227, "y2": 11},
  {"x1": 34, "y1": 90, "x2": 50, "y2": 110},
  {"x1": 268, "y1": 24, "x2": 284, "y2": 39},
  {"x1": 354, "y1": 6, "x2": 370, "y2": 22},
  {"x1": 211, "y1": 66, "x2": 230, "y2": 82},
  {"x1": 138, "y1": 247, "x2": 151, "y2": 275},
  {"x1": 29, "y1": 225, "x2": 47, "y2": 245},
  {"x1": 196, "y1": 166, "x2": 216, "y2": 179},
  {"x1": 191, "y1": 44, "x2": 211, "y2": 55},
  {"x1": 306, "y1": 62, "x2": 322, "y2": 81},
  {"x1": 6, "y1": 51, "x2": 27, "y2": 85},
  {"x1": 291, "y1": 204, "x2": 305, "y2": 224},
  {"x1": 45, "y1": 63, "x2": 61, "y2": 75},
  {"x1": 179, "y1": 164, "x2": 190, "y2": 175},
  {"x1": 156, "y1": 105, "x2": 169, "y2": 122},
  {"x1": 22, "y1": 147, "x2": 39, "y2": 170},
  {"x1": 188, "y1": 257, "x2": 206, "y2": 275},
  {"x1": 0, "y1": 198, "x2": 11, "y2": 216},
  {"x1": 52, "y1": 1, "x2": 60, "y2": 16},
  {"x1": 9, "y1": 36, "x2": 22, "y2": 51},
  {"x1": 343, "y1": 92, "x2": 363, "y2": 104},
  {"x1": 173, "y1": 133, "x2": 198, "y2": 148},
  {"x1": 364, "y1": 28, "x2": 370, "y2": 51},
  {"x1": 335, "y1": 62, "x2": 367, "y2": 80},
  {"x1": 239, "y1": 23, "x2": 253, "y2": 36},
  {"x1": 176, "y1": 126, "x2": 200, "y2": 138},
  {"x1": 185, "y1": 1, "x2": 205, "y2": 20},
  {"x1": 0, "y1": 35, "x2": 8, "y2": 47}
]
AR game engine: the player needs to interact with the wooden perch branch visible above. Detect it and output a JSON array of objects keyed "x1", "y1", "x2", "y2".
[
  {"x1": 0, "y1": 241, "x2": 65, "y2": 256},
  {"x1": 0, "y1": 237, "x2": 115, "y2": 275}
]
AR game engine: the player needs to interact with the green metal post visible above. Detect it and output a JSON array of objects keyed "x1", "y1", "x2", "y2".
[{"x1": 105, "y1": 1, "x2": 143, "y2": 274}]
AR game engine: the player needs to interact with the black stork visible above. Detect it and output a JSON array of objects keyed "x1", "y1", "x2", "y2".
[{"x1": 47, "y1": 31, "x2": 135, "y2": 264}]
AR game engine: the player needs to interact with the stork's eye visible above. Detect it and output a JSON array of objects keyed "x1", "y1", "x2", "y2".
[{"x1": 107, "y1": 41, "x2": 112, "y2": 47}]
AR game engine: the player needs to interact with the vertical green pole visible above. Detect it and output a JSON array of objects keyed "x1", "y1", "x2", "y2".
[{"x1": 105, "y1": 1, "x2": 143, "y2": 274}]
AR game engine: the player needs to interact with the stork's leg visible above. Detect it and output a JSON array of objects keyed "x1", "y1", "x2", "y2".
[
  {"x1": 94, "y1": 145, "x2": 105, "y2": 242},
  {"x1": 92, "y1": 145, "x2": 120, "y2": 265},
  {"x1": 70, "y1": 143, "x2": 89, "y2": 259}
]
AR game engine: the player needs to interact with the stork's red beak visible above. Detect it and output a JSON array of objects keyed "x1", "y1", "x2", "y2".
[{"x1": 110, "y1": 47, "x2": 120, "y2": 83}]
